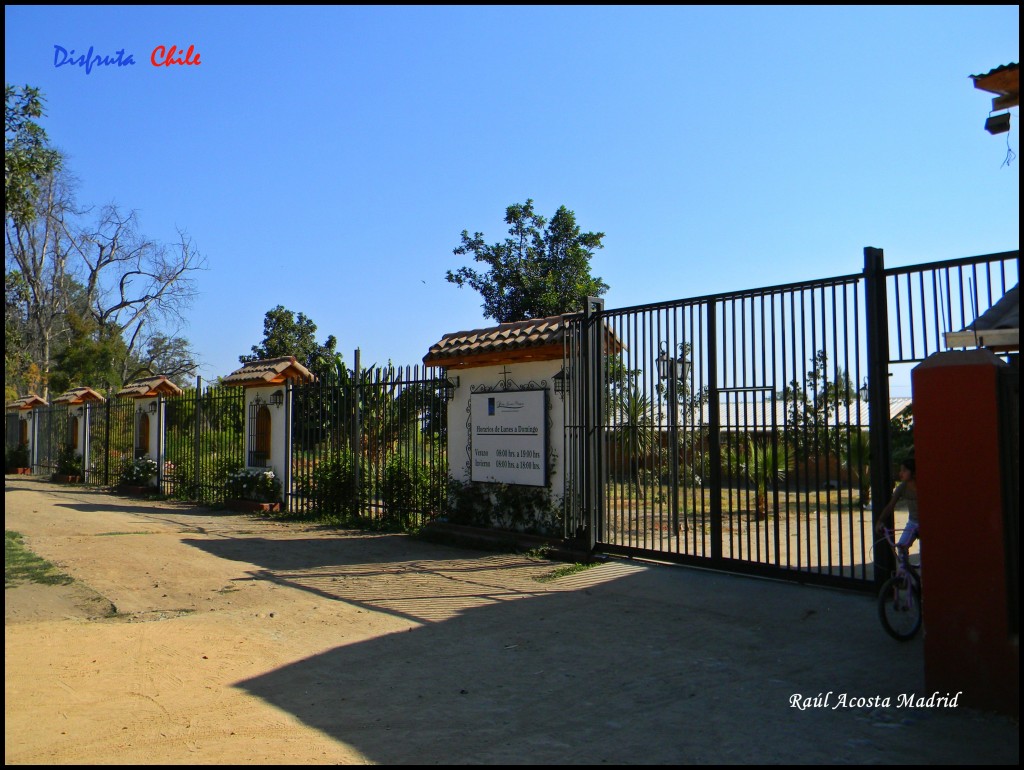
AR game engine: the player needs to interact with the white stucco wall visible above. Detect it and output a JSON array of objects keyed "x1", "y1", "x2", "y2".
[
  {"x1": 243, "y1": 386, "x2": 288, "y2": 500},
  {"x1": 132, "y1": 397, "x2": 164, "y2": 486},
  {"x1": 446, "y1": 359, "x2": 566, "y2": 502}
]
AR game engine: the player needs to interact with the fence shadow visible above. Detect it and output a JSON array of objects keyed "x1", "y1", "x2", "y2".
[{"x1": 229, "y1": 563, "x2": 1015, "y2": 765}]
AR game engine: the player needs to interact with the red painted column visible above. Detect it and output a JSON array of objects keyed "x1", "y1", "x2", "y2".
[{"x1": 912, "y1": 349, "x2": 1017, "y2": 716}]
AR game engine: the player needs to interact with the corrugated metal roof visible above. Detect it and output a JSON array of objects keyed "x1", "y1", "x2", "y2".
[
  {"x1": 222, "y1": 356, "x2": 315, "y2": 386},
  {"x1": 610, "y1": 396, "x2": 912, "y2": 432}
]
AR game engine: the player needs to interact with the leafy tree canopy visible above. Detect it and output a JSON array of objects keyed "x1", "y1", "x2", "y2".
[
  {"x1": 5, "y1": 84, "x2": 61, "y2": 226},
  {"x1": 446, "y1": 199, "x2": 608, "y2": 323},
  {"x1": 242, "y1": 305, "x2": 338, "y2": 373}
]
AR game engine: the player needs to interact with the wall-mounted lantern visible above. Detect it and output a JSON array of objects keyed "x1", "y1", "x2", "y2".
[
  {"x1": 147, "y1": 401, "x2": 158, "y2": 414},
  {"x1": 269, "y1": 390, "x2": 285, "y2": 408},
  {"x1": 441, "y1": 376, "x2": 460, "y2": 402},
  {"x1": 553, "y1": 367, "x2": 569, "y2": 399},
  {"x1": 985, "y1": 112, "x2": 1012, "y2": 135}
]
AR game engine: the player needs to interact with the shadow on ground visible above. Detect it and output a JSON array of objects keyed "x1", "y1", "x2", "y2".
[{"x1": 211, "y1": 546, "x2": 1017, "y2": 764}]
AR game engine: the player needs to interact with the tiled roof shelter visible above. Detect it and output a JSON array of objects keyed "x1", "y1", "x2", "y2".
[
  {"x1": 424, "y1": 314, "x2": 624, "y2": 370},
  {"x1": 222, "y1": 356, "x2": 315, "y2": 386},
  {"x1": 115, "y1": 375, "x2": 185, "y2": 398},
  {"x1": 944, "y1": 284, "x2": 1019, "y2": 353},
  {"x1": 971, "y1": 62, "x2": 1019, "y2": 109},
  {"x1": 6, "y1": 394, "x2": 47, "y2": 411},
  {"x1": 51, "y1": 387, "x2": 106, "y2": 405}
]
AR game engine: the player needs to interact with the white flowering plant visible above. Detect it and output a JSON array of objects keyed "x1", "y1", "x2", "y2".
[
  {"x1": 226, "y1": 468, "x2": 281, "y2": 502},
  {"x1": 121, "y1": 457, "x2": 159, "y2": 486}
]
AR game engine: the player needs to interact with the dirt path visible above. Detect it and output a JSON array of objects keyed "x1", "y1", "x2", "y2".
[{"x1": 4, "y1": 477, "x2": 1018, "y2": 765}]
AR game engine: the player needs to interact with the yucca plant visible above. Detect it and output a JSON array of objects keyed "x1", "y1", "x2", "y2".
[{"x1": 724, "y1": 435, "x2": 794, "y2": 519}]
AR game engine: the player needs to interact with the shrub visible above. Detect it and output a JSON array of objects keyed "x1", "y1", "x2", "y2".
[
  {"x1": 121, "y1": 457, "x2": 159, "y2": 486},
  {"x1": 381, "y1": 457, "x2": 436, "y2": 529},
  {"x1": 447, "y1": 479, "x2": 560, "y2": 537},
  {"x1": 164, "y1": 454, "x2": 199, "y2": 500},
  {"x1": 294, "y1": 449, "x2": 368, "y2": 520},
  {"x1": 7, "y1": 443, "x2": 30, "y2": 469},
  {"x1": 55, "y1": 445, "x2": 83, "y2": 476},
  {"x1": 226, "y1": 468, "x2": 282, "y2": 502}
]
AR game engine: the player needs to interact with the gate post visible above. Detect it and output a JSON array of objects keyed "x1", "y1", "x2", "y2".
[
  {"x1": 864, "y1": 247, "x2": 894, "y2": 578},
  {"x1": 582, "y1": 297, "x2": 605, "y2": 551},
  {"x1": 352, "y1": 348, "x2": 362, "y2": 512},
  {"x1": 194, "y1": 376, "x2": 202, "y2": 497}
]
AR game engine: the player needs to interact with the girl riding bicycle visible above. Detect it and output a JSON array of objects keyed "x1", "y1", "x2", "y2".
[{"x1": 875, "y1": 458, "x2": 918, "y2": 553}]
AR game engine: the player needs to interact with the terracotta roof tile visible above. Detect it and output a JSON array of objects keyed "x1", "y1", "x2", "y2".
[
  {"x1": 115, "y1": 376, "x2": 185, "y2": 398},
  {"x1": 222, "y1": 356, "x2": 316, "y2": 386},
  {"x1": 6, "y1": 394, "x2": 47, "y2": 411},
  {"x1": 424, "y1": 314, "x2": 624, "y2": 365},
  {"x1": 51, "y1": 387, "x2": 106, "y2": 405}
]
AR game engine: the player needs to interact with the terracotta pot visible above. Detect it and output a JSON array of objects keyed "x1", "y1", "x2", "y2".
[
  {"x1": 120, "y1": 485, "x2": 153, "y2": 496},
  {"x1": 226, "y1": 499, "x2": 281, "y2": 513},
  {"x1": 52, "y1": 474, "x2": 82, "y2": 484}
]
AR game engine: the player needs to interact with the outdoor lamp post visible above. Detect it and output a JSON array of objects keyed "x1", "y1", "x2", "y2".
[{"x1": 657, "y1": 343, "x2": 690, "y2": 538}]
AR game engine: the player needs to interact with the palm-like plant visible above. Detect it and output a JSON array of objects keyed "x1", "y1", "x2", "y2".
[
  {"x1": 610, "y1": 383, "x2": 658, "y2": 500},
  {"x1": 839, "y1": 429, "x2": 871, "y2": 506},
  {"x1": 724, "y1": 434, "x2": 794, "y2": 519}
]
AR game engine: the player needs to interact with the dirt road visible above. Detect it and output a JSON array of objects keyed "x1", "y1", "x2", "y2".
[{"x1": 4, "y1": 477, "x2": 1018, "y2": 764}]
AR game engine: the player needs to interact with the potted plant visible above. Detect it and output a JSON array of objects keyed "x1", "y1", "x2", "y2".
[
  {"x1": 119, "y1": 457, "x2": 159, "y2": 495},
  {"x1": 52, "y1": 445, "x2": 84, "y2": 483},
  {"x1": 6, "y1": 444, "x2": 31, "y2": 475},
  {"x1": 225, "y1": 468, "x2": 283, "y2": 512}
]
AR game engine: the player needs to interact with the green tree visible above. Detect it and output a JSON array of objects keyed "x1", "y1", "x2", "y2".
[
  {"x1": 446, "y1": 199, "x2": 608, "y2": 322},
  {"x1": 125, "y1": 333, "x2": 199, "y2": 387},
  {"x1": 6, "y1": 166, "x2": 205, "y2": 399},
  {"x1": 5, "y1": 84, "x2": 61, "y2": 226},
  {"x1": 242, "y1": 305, "x2": 337, "y2": 372},
  {"x1": 49, "y1": 310, "x2": 129, "y2": 395},
  {"x1": 781, "y1": 350, "x2": 858, "y2": 461}
]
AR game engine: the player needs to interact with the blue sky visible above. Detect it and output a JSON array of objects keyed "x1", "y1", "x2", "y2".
[{"x1": 4, "y1": 6, "x2": 1019, "y2": 395}]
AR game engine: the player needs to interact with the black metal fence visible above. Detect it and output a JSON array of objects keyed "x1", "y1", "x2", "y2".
[
  {"x1": 5, "y1": 249, "x2": 1017, "y2": 578},
  {"x1": 564, "y1": 248, "x2": 1018, "y2": 589},
  {"x1": 5, "y1": 363, "x2": 448, "y2": 528},
  {"x1": 161, "y1": 383, "x2": 245, "y2": 504},
  {"x1": 288, "y1": 359, "x2": 449, "y2": 528}
]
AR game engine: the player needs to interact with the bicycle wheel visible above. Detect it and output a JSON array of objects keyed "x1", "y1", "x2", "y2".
[{"x1": 878, "y1": 573, "x2": 922, "y2": 641}]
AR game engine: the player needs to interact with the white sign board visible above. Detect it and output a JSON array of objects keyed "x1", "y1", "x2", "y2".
[{"x1": 470, "y1": 391, "x2": 546, "y2": 486}]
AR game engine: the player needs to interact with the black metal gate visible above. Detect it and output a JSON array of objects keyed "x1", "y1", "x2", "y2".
[
  {"x1": 564, "y1": 249, "x2": 1018, "y2": 589},
  {"x1": 287, "y1": 355, "x2": 449, "y2": 527}
]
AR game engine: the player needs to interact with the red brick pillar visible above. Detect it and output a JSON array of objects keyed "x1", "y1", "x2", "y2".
[{"x1": 912, "y1": 349, "x2": 1017, "y2": 716}]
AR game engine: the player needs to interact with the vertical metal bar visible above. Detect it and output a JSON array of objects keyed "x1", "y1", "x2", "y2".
[
  {"x1": 708, "y1": 297, "x2": 722, "y2": 563},
  {"x1": 353, "y1": 348, "x2": 362, "y2": 518},
  {"x1": 194, "y1": 376, "x2": 202, "y2": 499},
  {"x1": 284, "y1": 380, "x2": 293, "y2": 512},
  {"x1": 864, "y1": 247, "x2": 893, "y2": 580}
]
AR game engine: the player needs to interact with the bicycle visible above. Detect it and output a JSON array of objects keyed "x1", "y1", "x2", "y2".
[{"x1": 876, "y1": 527, "x2": 922, "y2": 641}]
